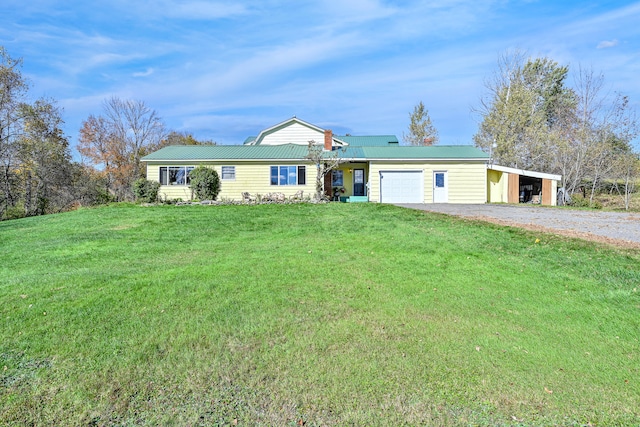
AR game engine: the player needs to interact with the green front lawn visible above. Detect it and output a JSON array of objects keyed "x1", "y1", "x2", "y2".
[{"x1": 1, "y1": 203, "x2": 638, "y2": 426}]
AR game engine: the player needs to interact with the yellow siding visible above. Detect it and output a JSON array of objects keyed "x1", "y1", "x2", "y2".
[
  {"x1": 439, "y1": 162, "x2": 486, "y2": 204},
  {"x1": 368, "y1": 161, "x2": 486, "y2": 204},
  {"x1": 147, "y1": 160, "x2": 487, "y2": 203},
  {"x1": 487, "y1": 169, "x2": 508, "y2": 203},
  {"x1": 145, "y1": 162, "x2": 192, "y2": 201},
  {"x1": 146, "y1": 161, "x2": 317, "y2": 201},
  {"x1": 215, "y1": 162, "x2": 313, "y2": 200}
]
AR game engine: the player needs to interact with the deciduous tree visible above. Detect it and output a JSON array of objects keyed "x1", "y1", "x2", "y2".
[
  {"x1": 613, "y1": 152, "x2": 640, "y2": 210},
  {"x1": 18, "y1": 98, "x2": 72, "y2": 215},
  {"x1": 556, "y1": 67, "x2": 638, "y2": 200},
  {"x1": 474, "y1": 52, "x2": 639, "y2": 203},
  {"x1": 0, "y1": 47, "x2": 79, "y2": 219},
  {"x1": 78, "y1": 97, "x2": 166, "y2": 201},
  {"x1": 159, "y1": 131, "x2": 216, "y2": 147},
  {"x1": 474, "y1": 52, "x2": 574, "y2": 171},
  {"x1": 305, "y1": 140, "x2": 346, "y2": 201},
  {"x1": 0, "y1": 47, "x2": 28, "y2": 215},
  {"x1": 78, "y1": 114, "x2": 117, "y2": 196}
]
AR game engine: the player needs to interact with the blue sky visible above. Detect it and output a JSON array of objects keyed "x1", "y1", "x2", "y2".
[{"x1": 1, "y1": 1, "x2": 639, "y2": 151}]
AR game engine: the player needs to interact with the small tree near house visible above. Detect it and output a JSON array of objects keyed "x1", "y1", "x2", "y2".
[{"x1": 305, "y1": 140, "x2": 347, "y2": 201}]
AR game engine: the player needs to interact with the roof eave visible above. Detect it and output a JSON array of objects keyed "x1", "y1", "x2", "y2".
[
  {"x1": 143, "y1": 158, "x2": 310, "y2": 162},
  {"x1": 488, "y1": 164, "x2": 562, "y2": 181},
  {"x1": 145, "y1": 156, "x2": 490, "y2": 162},
  {"x1": 362, "y1": 157, "x2": 489, "y2": 161}
]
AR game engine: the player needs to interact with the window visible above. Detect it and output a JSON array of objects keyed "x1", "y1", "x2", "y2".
[
  {"x1": 221, "y1": 166, "x2": 235, "y2": 180},
  {"x1": 332, "y1": 170, "x2": 344, "y2": 186},
  {"x1": 159, "y1": 166, "x2": 194, "y2": 185},
  {"x1": 270, "y1": 165, "x2": 306, "y2": 186}
]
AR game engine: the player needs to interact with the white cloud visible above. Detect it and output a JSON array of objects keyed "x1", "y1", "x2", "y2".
[
  {"x1": 597, "y1": 39, "x2": 619, "y2": 49},
  {"x1": 133, "y1": 68, "x2": 155, "y2": 77}
]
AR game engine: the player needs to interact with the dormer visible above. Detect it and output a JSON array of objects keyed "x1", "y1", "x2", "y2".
[{"x1": 246, "y1": 117, "x2": 347, "y2": 148}]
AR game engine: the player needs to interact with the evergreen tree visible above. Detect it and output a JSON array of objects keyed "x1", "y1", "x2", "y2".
[{"x1": 404, "y1": 101, "x2": 439, "y2": 145}]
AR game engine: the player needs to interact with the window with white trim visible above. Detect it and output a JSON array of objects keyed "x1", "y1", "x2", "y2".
[
  {"x1": 270, "y1": 166, "x2": 306, "y2": 186},
  {"x1": 221, "y1": 166, "x2": 235, "y2": 180},
  {"x1": 159, "y1": 166, "x2": 194, "y2": 185}
]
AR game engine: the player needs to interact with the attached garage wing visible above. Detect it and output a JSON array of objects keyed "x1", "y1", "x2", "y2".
[{"x1": 379, "y1": 170, "x2": 424, "y2": 203}]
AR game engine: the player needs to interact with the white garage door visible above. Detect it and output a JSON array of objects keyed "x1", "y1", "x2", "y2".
[{"x1": 379, "y1": 170, "x2": 424, "y2": 203}]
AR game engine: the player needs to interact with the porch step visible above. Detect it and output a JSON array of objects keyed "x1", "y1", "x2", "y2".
[{"x1": 340, "y1": 196, "x2": 368, "y2": 203}]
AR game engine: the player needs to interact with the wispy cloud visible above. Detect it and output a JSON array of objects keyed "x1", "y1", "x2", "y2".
[
  {"x1": 133, "y1": 68, "x2": 155, "y2": 77},
  {"x1": 568, "y1": 2, "x2": 640, "y2": 30},
  {"x1": 597, "y1": 39, "x2": 619, "y2": 49}
]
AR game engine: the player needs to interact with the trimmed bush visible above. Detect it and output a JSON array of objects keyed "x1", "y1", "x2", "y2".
[
  {"x1": 132, "y1": 178, "x2": 161, "y2": 203},
  {"x1": 189, "y1": 166, "x2": 221, "y2": 200}
]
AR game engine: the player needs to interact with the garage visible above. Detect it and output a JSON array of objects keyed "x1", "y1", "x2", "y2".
[{"x1": 379, "y1": 170, "x2": 424, "y2": 203}]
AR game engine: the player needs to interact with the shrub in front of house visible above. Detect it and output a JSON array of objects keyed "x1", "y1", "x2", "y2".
[
  {"x1": 132, "y1": 178, "x2": 161, "y2": 203},
  {"x1": 189, "y1": 166, "x2": 221, "y2": 201}
]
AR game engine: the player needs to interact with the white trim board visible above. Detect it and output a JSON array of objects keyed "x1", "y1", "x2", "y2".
[{"x1": 488, "y1": 164, "x2": 561, "y2": 181}]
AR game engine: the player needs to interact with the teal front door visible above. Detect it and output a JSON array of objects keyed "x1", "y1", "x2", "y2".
[{"x1": 353, "y1": 169, "x2": 365, "y2": 196}]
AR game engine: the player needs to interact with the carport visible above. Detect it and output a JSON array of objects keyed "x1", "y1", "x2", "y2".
[{"x1": 487, "y1": 165, "x2": 561, "y2": 206}]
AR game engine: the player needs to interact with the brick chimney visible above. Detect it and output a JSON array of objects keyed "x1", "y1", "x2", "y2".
[{"x1": 324, "y1": 129, "x2": 333, "y2": 151}]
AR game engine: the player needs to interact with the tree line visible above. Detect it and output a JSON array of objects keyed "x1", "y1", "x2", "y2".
[
  {"x1": 407, "y1": 51, "x2": 639, "y2": 209},
  {"x1": 1, "y1": 47, "x2": 86, "y2": 220},
  {"x1": 474, "y1": 52, "x2": 639, "y2": 208},
  {"x1": 0, "y1": 47, "x2": 213, "y2": 220}
]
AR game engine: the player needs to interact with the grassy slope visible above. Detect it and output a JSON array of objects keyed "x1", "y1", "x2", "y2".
[{"x1": 0, "y1": 203, "x2": 638, "y2": 426}]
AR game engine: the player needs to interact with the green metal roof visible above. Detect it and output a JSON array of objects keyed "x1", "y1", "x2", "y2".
[
  {"x1": 142, "y1": 144, "x2": 310, "y2": 161},
  {"x1": 358, "y1": 145, "x2": 489, "y2": 159},
  {"x1": 337, "y1": 135, "x2": 399, "y2": 146},
  {"x1": 142, "y1": 144, "x2": 489, "y2": 162}
]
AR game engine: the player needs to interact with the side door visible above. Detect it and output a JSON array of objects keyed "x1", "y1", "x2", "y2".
[{"x1": 433, "y1": 171, "x2": 448, "y2": 203}]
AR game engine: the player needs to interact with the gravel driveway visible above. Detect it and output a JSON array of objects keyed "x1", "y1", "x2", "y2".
[{"x1": 395, "y1": 204, "x2": 640, "y2": 249}]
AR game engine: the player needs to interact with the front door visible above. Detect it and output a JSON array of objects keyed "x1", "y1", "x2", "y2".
[
  {"x1": 433, "y1": 171, "x2": 448, "y2": 203},
  {"x1": 353, "y1": 169, "x2": 365, "y2": 196}
]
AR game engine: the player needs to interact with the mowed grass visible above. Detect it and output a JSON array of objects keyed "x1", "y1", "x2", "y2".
[{"x1": 1, "y1": 203, "x2": 639, "y2": 426}]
